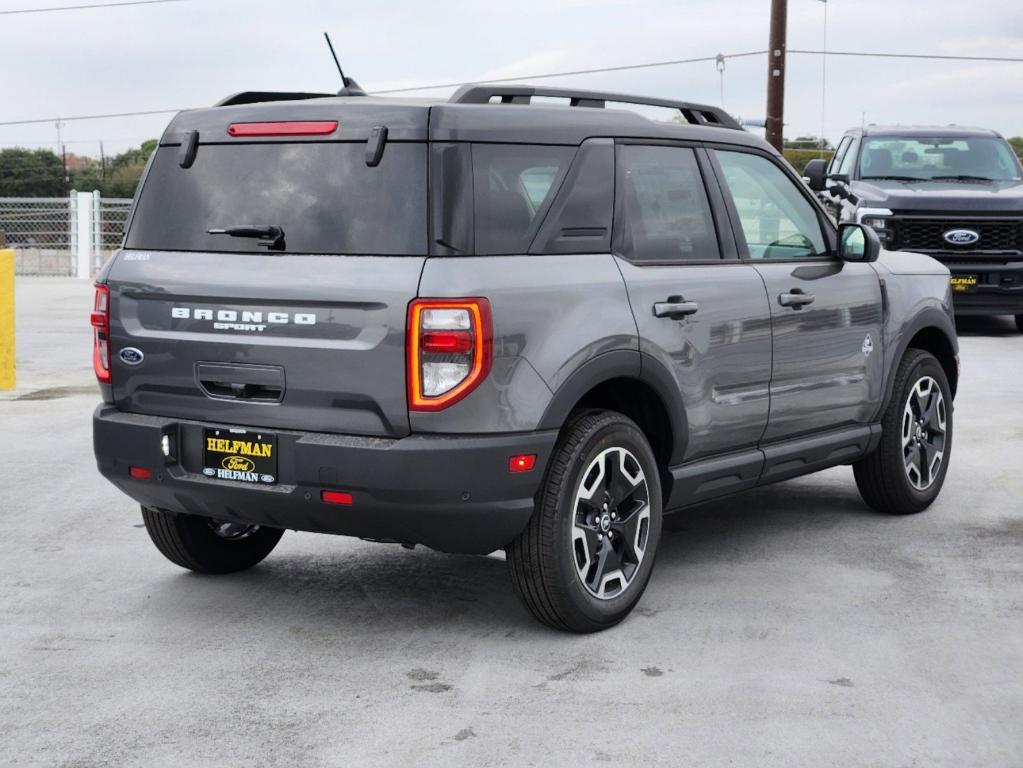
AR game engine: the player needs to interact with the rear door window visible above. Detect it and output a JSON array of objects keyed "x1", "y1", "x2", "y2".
[
  {"x1": 126, "y1": 142, "x2": 427, "y2": 255},
  {"x1": 472, "y1": 144, "x2": 574, "y2": 254},
  {"x1": 617, "y1": 144, "x2": 720, "y2": 262}
]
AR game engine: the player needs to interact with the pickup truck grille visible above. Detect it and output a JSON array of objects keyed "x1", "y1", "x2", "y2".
[{"x1": 892, "y1": 217, "x2": 1022, "y2": 253}]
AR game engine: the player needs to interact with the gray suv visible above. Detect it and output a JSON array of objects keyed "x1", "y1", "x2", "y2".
[{"x1": 92, "y1": 85, "x2": 959, "y2": 632}]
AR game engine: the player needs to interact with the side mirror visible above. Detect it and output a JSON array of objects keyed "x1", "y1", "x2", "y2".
[
  {"x1": 804, "y1": 158, "x2": 827, "y2": 191},
  {"x1": 838, "y1": 223, "x2": 881, "y2": 263}
]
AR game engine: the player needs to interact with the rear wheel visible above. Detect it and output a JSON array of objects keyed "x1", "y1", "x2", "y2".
[
  {"x1": 506, "y1": 410, "x2": 662, "y2": 633},
  {"x1": 141, "y1": 507, "x2": 284, "y2": 574},
  {"x1": 853, "y1": 349, "x2": 952, "y2": 514}
]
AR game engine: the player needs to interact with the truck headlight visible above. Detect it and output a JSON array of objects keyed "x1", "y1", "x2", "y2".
[{"x1": 861, "y1": 216, "x2": 892, "y2": 245}]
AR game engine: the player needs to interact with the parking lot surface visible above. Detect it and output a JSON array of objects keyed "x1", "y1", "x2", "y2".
[{"x1": 2, "y1": 277, "x2": 1021, "y2": 767}]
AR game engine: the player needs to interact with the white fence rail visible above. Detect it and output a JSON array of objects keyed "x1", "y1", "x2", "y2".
[{"x1": 0, "y1": 193, "x2": 133, "y2": 277}]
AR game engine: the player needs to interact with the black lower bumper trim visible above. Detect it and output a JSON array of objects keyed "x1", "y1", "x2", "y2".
[{"x1": 93, "y1": 405, "x2": 557, "y2": 554}]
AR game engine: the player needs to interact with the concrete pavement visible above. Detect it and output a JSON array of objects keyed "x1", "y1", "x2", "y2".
[{"x1": 1, "y1": 277, "x2": 1021, "y2": 767}]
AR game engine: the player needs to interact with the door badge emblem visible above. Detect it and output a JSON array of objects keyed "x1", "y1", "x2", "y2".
[{"x1": 862, "y1": 334, "x2": 874, "y2": 357}]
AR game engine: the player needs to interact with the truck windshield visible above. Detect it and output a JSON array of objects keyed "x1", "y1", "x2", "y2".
[
  {"x1": 858, "y1": 136, "x2": 1022, "y2": 182},
  {"x1": 126, "y1": 142, "x2": 427, "y2": 255}
]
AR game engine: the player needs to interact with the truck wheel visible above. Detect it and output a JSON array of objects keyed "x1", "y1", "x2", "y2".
[
  {"x1": 853, "y1": 349, "x2": 952, "y2": 515},
  {"x1": 506, "y1": 410, "x2": 662, "y2": 633},
  {"x1": 141, "y1": 507, "x2": 284, "y2": 574}
]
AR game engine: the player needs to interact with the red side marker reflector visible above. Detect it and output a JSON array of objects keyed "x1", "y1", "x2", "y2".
[
  {"x1": 227, "y1": 121, "x2": 338, "y2": 137},
  {"x1": 321, "y1": 490, "x2": 354, "y2": 506},
  {"x1": 421, "y1": 330, "x2": 474, "y2": 354},
  {"x1": 509, "y1": 454, "x2": 536, "y2": 473},
  {"x1": 129, "y1": 466, "x2": 151, "y2": 480}
]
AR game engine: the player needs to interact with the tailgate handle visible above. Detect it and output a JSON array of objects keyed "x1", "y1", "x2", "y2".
[{"x1": 196, "y1": 363, "x2": 285, "y2": 403}]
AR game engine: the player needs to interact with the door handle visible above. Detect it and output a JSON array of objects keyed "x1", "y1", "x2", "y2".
[
  {"x1": 778, "y1": 288, "x2": 815, "y2": 309},
  {"x1": 653, "y1": 296, "x2": 699, "y2": 319}
]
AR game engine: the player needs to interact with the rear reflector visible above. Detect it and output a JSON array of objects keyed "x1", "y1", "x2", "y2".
[
  {"x1": 321, "y1": 490, "x2": 353, "y2": 505},
  {"x1": 227, "y1": 121, "x2": 338, "y2": 137},
  {"x1": 129, "y1": 466, "x2": 151, "y2": 480},
  {"x1": 508, "y1": 454, "x2": 537, "y2": 473},
  {"x1": 421, "y1": 330, "x2": 474, "y2": 354}
]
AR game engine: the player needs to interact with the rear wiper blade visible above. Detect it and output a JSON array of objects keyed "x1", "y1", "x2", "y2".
[
  {"x1": 860, "y1": 175, "x2": 926, "y2": 182},
  {"x1": 930, "y1": 175, "x2": 997, "y2": 182},
  {"x1": 208, "y1": 224, "x2": 285, "y2": 250}
]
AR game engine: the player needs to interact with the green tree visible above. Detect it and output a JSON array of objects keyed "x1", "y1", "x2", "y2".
[
  {"x1": 0, "y1": 148, "x2": 65, "y2": 197},
  {"x1": 784, "y1": 135, "x2": 834, "y2": 151},
  {"x1": 1008, "y1": 136, "x2": 1023, "y2": 159}
]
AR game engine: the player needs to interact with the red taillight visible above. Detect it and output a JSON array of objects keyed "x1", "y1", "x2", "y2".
[
  {"x1": 321, "y1": 490, "x2": 353, "y2": 505},
  {"x1": 227, "y1": 121, "x2": 338, "y2": 137},
  {"x1": 92, "y1": 284, "x2": 110, "y2": 384},
  {"x1": 509, "y1": 454, "x2": 536, "y2": 473},
  {"x1": 421, "y1": 330, "x2": 473, "y2": 354},
  {"x1": 129, "y1": 466, "x2": 151, "y2": 480},
  {"x1": 407, "y1": 298, "x2": 492, "y2": 412}
]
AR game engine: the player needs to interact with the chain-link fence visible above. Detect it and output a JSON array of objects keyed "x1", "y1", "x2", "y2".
[{"x1": 0, "y1": 193, "x2": 132, "y2": 276}]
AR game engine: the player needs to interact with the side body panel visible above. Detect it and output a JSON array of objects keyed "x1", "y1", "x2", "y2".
[
  {"x1": 754, "y1": 260, "x2": 885, "y2": 441},
  {"x1": 616, "y1": 259, "x2": 772, "y2": 462},
  {"x1": 412, "y1": 253, "x2": 638, "y2": 434}
]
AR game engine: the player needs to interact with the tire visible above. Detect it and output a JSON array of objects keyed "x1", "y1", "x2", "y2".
[
  {"x1": 853, "y1": 349, "x2": 953, "y2": 515},
  {"x1": 141, "y1": 507, "x2": 284, "y2": 574},
  {"x1": 1015, "y1": 314, "x2": 1023, "y2": 333},
  {"x1": 506, "y1": 410, "x2": 662, "y2": 633}
]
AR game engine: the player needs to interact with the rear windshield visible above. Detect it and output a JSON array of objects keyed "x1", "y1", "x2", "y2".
[{"x1": 126, "y1": 142, "x2": 427, "y2": 255}]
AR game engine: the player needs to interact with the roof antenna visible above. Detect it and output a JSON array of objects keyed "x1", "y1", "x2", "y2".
[{"x1": 324, "y1": 32, "x2": 366, "y2": 97}]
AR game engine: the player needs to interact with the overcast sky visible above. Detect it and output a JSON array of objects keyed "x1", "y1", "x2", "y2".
[{"x1": 3, "y1": 0, "x2": 1022, "y2": 157}]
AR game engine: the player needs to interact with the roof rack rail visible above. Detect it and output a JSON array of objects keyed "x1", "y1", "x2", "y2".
[
  {"x1": 214, "y1": 91, "x2": 334, "y2": 107},
  {"x1": 449, "y1": 84, "x2": 742, "y2": 130}
]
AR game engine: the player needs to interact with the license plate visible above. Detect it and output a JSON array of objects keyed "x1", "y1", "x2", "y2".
[
  {"x1": 950, "y1": 275, "x2": 978, "y2": 293},
  {"x1": 202, "y1": 428, "x2": 277, "y2": 484}
]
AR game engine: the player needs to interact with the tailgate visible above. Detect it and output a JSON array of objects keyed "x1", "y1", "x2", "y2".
[{"x1": 106, "y1": 251, "x2": 423, "y2": 437}]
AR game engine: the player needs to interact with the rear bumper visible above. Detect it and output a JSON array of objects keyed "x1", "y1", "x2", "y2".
[
  {"x1": 940, "y1": 259, "x2": 1023, "y2": 316},
  {"x1": 93, "y1": 405, "x2": 557, "y2": 554}
]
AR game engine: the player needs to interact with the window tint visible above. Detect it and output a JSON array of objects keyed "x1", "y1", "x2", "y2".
[
  {"x1": 126, "y1": 142, "x2": 427, "y2": 255},
  {"x1": 714, "y1": 150, "x2": 828, "y2": 260},
  {"x1": 857, "y1": 136, "x2": 1022, "y2": 181},
  {"x1": 472, "y1": 144, "x2": 574, "y2": 255},
  {"x1": 828, "y1": 136, "x2": 852, "y2": 174},
  {"x1": 617, "y1": 145, "x2": 720, "y2": 262}
]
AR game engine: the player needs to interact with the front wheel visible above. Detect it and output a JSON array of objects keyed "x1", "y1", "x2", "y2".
[
  {"x1": 506, "y1": 410, "x2": 662, "y2": 633},
  {"x1": 141, "y1": 507, "x2": 284, "y2": 574},
  {"x1": 853, "y1": 349, "x2": 953, "y2": 514}
]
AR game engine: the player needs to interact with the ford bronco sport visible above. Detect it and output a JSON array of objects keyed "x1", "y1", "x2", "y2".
[
  {"x1": 805, "y1": 125, "x2": 1023, "y2": 331},
  {"x1": 92, "y1": 85, "x2": 959, "y2": 632}
]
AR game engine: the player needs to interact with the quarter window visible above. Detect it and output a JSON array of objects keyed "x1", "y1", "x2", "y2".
[
  {"x1": 617, "y1": 145, "x2": 720, "y2": 262},
  {"x1": 472, "y1": 144, "x2": 574, "y2": 255},
  {"x1": 714, "y1": 150, "x2": 828, "y2": 260}
]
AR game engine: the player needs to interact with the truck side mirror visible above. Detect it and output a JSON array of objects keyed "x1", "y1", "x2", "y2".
[
  {"x1": 804, "y1": 158, "x2": 828, "y2": 192},
  {"x1": 838, "y1": 223, "x2": 881, "y2": 263}
]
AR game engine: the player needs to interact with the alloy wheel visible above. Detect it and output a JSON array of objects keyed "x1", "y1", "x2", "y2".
[
  {"x1": 571, "y1": 446, "x2": 651, "y2": 600},
  {"x1": 901, "y1": 375, "x2": 947, "y2": 491}
]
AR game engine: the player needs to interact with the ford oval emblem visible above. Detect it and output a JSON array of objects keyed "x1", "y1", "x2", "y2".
[
  {"x1": 943, "y1": 229, "x2": 980, "y2": 245},
  {"x1": 119, "y1": 347, "x2": 145, "y2": 366}
]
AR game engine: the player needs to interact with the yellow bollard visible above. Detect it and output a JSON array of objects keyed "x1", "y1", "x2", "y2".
[{"x1": 0, "y1": 249, "x2": 14, "y2": 390}]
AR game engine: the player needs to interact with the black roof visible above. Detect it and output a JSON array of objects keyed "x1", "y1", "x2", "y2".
[
  {"x1": 160, "y1": 85, "x2": 771, "y2": 152},
  {"x1": 845, "y1": 125, "x2": 1002, "y2": 139}
]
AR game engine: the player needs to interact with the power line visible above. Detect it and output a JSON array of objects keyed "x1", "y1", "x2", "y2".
[
  {"x1": 791, "y1": 48, "x2": 1023, "y2": 64},
  {"x1": 373, "y1": 51, "x2": 769, "y2": 94},
  {"x1": 2, "y1": 47, "x2": 1022, "y2": 127},
  {"x1": 0, "y1": 0, "x2": 185, "y2": 15}
]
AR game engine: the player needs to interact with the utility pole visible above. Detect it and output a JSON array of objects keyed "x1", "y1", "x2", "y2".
[{"x1": 765, "y1": 0, "x2": 787, "y2": 151}]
